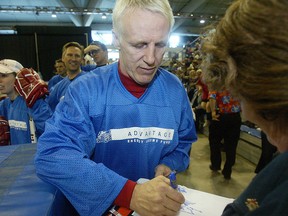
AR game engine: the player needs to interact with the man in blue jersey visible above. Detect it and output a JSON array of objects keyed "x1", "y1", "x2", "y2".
[
  {"x1": 48, "y1": 58, "x2": 67, "y2": 91},
  {"x1": 35, "y1": 0, "x2": 197, "y2": 215},
  {"x1": 0, "y1": 59, "x2": 52, "y2": 145},
  {"x1": 48, "y1": 41, "x2": 86, "y2": 111},
  {"x1": 82, "y1": 40, "x2": 109, "y2": 71}
]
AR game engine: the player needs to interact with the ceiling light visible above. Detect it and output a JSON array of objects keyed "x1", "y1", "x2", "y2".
[
  {"x1": 200, "y1": 19, "x2": 205, "y2": 24},
  {"x1": 101, "y1": 13, "x2": 107, "y2": 19}
]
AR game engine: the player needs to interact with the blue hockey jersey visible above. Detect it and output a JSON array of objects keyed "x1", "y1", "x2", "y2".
[
  {"x1": 48, "y1": 74, "x2": 65, "y2": 91},
  {"x1": 0, "y1": 96, "x2": 52, "y2": 145},
  {"x1": 35, "y1": 62, "x2": 197, "y2": 215},
  {"x1": 48, "y1": 71, "x2": 86, "y2": 111}
]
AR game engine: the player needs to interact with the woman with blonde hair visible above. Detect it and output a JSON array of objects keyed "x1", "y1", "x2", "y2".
[{"x1": 201, "y1": 0, "x2": 288, "y2": 215}]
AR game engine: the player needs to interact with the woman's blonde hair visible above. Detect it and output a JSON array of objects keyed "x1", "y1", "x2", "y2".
[{"x1": 201, "y1": 0, "x2": 288, "y2": 124}]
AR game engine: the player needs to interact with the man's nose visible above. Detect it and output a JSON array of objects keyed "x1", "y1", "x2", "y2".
[{"x1": 143, "y1": 45, "x2": 156, "y2": 66}]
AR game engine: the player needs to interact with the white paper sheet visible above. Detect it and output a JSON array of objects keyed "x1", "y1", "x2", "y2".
[
  {"x1": 176, "y1": 185, "x2": 234, "y2": 216},
  {"x1": 136, "y1": 179, "x2": 234, "y2": 216}
]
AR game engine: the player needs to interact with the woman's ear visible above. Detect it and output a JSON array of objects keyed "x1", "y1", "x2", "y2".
[{"x1": 112, "y1": 30, "x2": 120, "y2": 49}]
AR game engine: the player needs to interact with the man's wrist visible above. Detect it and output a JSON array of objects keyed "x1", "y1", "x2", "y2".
[{"x1": 114, "y1": 180, "x2": 137, "y2": 209}]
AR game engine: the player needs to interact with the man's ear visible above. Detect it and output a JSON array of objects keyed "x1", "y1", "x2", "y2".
[{"x1": 112, "y1": 30, "x2": 120, "y2": 49}]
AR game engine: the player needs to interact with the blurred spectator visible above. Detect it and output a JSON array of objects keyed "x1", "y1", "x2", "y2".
[
  {"x1": 208, "y1": 89, "x2": 241, "y2": 179},
  {"x1": 0, "y1": 59, "x2": 52, "y2": 145},
  {"x1": 48, "y1": 58, "x2": 67, "y2": 90},
  {"x1": 82, "y1": 41, "x2": 109, "y2": 71}
]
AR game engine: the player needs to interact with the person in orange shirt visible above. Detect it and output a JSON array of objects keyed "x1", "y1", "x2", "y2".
[{"x1": 208, "y1": 89, "x2": 241, "y2": 179}]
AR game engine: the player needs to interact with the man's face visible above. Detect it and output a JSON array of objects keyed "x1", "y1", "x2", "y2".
[
  {"x1": 0, "y1": 73, "x2": 16, "y2": 96},
  {"x1": 90, "y1": 48, "x2": 107, "y2": 66},
  {"x1": 62, "y1": 46, "x2": 83, "y2": 74},
  {"x1": 55, "y1": 62, "x2": 66, "y2": 76},
  {"x1": 114, "y1": 8, "x2": 170, "y2": 85}
]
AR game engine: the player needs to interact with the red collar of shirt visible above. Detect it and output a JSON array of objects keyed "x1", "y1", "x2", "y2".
[{"x1": 118, "y1": 62, "x2": 148, "y2": 98}]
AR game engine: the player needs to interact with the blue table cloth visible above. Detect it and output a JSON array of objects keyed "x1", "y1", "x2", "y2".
[{"x1": 0, "y1": 144, "x2": 58, "y2": 216}]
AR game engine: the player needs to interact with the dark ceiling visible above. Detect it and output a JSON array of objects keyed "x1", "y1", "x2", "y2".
[{"x1": 0, "y1": 0, "x2": 234, "y2": 36}]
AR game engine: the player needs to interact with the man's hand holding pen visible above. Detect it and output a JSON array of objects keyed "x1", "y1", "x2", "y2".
[{"x1": 130, "y1": 175, "x2": 184, "y2": 216}]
